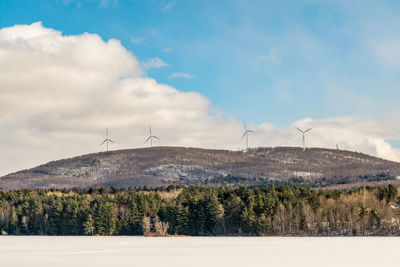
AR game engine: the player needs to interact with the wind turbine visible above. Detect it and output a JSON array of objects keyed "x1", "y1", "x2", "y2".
[
  {"x1": 241, "y1": 121, "x2": 254, "y2": 151},
  {"x1": 145, "y1": 126, "x2": 159, "y2": 147},
  {"x1": 100, "y1": 128, "x2": 114, "y2": 152},
  {"x1": 296, "y1": 126, "x2": 313, "y2": 151}
]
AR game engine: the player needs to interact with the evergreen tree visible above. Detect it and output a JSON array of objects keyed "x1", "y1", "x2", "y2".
[{"x1": 83, "y1": 214, "x2": 95, "y2": 236}]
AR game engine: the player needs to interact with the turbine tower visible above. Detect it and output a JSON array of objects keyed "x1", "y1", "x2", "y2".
[
  {"x1": 145, "y1": 126, "x2": 159, "y2": 147},
  {"x1": 100, "y1": 128, "x2": 114, "y2": 152},
  {"x1": 296, "y1": 126, "x2": 313, "y2": 151},
  {"x1": 241, "y1": 121, "x2": 254, "y2": 151}
]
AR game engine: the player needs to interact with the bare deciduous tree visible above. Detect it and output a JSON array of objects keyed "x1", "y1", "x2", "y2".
[
  {"x1": 153, "y1": 216, "x2": 169, "y2": 236},
  {"x1": 142, "y1": 216, "x2": 151, "y2": 235}
]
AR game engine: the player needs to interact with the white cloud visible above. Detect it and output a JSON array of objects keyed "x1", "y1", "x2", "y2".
[
  {"x1": 0, "y1": 22, "x2": 400, "y2": 176},
  {"x1": 56, "y1": 0, "x2": 117, "y2": 8},
  {"x1": 162, "y1": 1, "x2": 175, "y2": 12},
  {"x1": 169, "y1": 72, "x2": 194, "y2": 79},
  {"x1": 99, "y1": 0, "x2": 118, "y2": 8},
  {"x1": 56, "y1": 0, "x2": 75, "y2": 5},
  {"x1": 130, "y1": 35, "x2": 145, "y2": 45},
  {"x1": 258, "y1": 49, "x2": 280, "y2": 64},
  {"x1": 371, "y1": 39, "x2": 400, "y2": 66},
  {"x1": 142, "y1": 57, "x2": 168, "y2": 70}
]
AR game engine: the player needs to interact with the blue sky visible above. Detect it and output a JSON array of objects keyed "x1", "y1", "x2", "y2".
[{"x1": 2, "y1": 0, "x2": 400, "y2": 126}]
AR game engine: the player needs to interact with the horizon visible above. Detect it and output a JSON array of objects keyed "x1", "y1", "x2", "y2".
[{"x1": 1, "y1": 1, "x2": 400, "y2": 175}]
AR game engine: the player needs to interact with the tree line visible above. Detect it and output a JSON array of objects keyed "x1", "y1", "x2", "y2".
[
  {"x1": 0, "y1": 185, "x2": 399, "y2": 236},
  {"x1": 201, "y1": 173, "x2": 396, "y2": 188}
]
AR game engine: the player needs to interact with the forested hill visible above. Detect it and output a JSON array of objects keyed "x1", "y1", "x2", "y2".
[
  {"x1": 2, "y1": 146, "x2": 400, "y2": 190},
  {"x1": 0, "y1": 185, "x2": 399, "y2": 236}
]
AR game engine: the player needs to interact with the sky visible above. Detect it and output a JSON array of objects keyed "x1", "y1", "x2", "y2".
[{"x1": 1, "y1": 0, "x2": 400, "y2": 175}]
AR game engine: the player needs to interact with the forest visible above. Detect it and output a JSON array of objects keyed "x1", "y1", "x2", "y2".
[{"x1": 0, "y1": 185, "x2": 399, "y2": 236}]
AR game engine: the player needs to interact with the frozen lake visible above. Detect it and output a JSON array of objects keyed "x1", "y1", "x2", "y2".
[{"x1": 0, "y1": 236, "x2": 399, "y2": 267}]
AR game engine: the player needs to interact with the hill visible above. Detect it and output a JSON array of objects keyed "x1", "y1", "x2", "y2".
[{"x1": 1, "y1": 146, "x2": 400, "y2": 190}]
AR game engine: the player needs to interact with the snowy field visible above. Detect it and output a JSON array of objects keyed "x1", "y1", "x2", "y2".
[{"x1": 0, "y1": 236, "x2": 399, "y2": 267}]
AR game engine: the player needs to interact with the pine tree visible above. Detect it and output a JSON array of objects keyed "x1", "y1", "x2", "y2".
[
  {"x1": 84, "y1": 214, "x2": 95, "y2": 236},
  {"x1": 8, "y1": 207, "x2": 19, "y2": 234}
]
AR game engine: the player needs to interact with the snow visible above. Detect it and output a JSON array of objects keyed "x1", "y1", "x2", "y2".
[{"x1": 0, "y1": 236, "x2": 399, "y2": 267}]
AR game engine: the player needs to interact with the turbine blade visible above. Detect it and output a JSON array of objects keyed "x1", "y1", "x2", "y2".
[
  {"x1": 153, "y1": 136, "x2": 160, "y2": 139},
  {"x1": 144, "y1": 136, "x2": 151, "y2": 143},
  {"x1": 296, "y1": 127, "x2": 304, "y2": 133},
  {"x1": 108, "y1": 139, "x2": 114, "y2": 143},
  {"x1": 149, "y1": 126, "x2": 152, "y2": 135},
  {"x1": 243, "y1": 121, "x2": 247, "y2": 130},
  {"x1": 247, "y1": 130, "x2": 254, "y2": 133},
  {"x1": 304, "y1": 127, "x2": 313, "y2": 133},
  {"x1": 241, "y1": 132, "x2": 247, "y2": 140},
  {"x1": 100, "y1": 139, "x2": 106, "y2": 146}
]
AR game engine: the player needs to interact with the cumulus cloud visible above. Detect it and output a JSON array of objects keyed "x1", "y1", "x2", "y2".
[
  {"x1": 0, "y1": 22, "x2": 399, "y2": 176},
  {"x1": 142, "y1": 57, "x2": 168, "y2": 70},
  {"x1": 169, "y1": 72, "x2": 194, "y2": 79}
]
